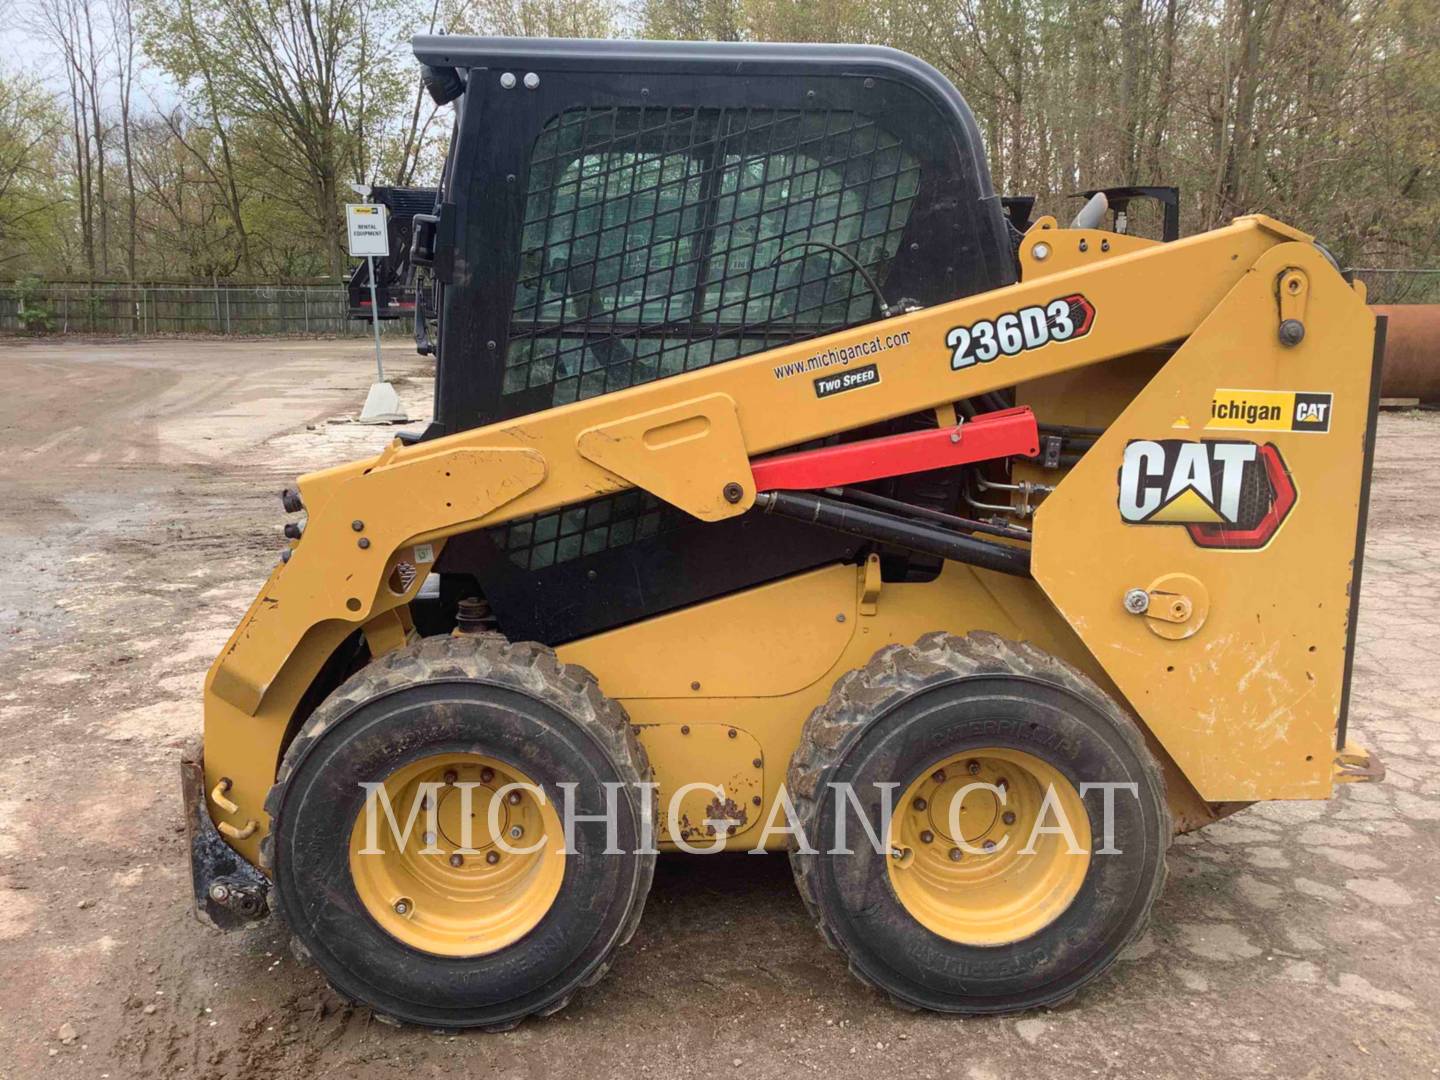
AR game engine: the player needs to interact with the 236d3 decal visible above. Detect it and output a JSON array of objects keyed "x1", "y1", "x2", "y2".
[
  {"x1": 1118, "y1": 439, "x2": 1297, "y2": 550},
  {"x1": 947, "y1": 294, "x2": 1095, "y2": 370}
]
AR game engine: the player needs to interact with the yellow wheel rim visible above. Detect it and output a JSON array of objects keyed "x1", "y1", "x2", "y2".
[
  {"x1": 348, "y1": 753, "x2": 565, "y2": 957},
  {"x1": 886, "y1": 748, "x2": 1091, "y2": 946}
]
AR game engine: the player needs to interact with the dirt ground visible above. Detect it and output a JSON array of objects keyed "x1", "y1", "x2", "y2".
[{"x1": 0, "y1": 336, "x2": 1436, "y2": 1079}]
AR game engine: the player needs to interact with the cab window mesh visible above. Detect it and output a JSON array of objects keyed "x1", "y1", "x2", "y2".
[
  {"x1": 495, "y1": 104, "x2": 919, "y2": 570},
  {"x1": 506, "y1": 105, "x2": 920, "y2": 407}
]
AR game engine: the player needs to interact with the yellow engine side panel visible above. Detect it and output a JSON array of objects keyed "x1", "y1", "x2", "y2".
[
  {"x1": 557, "y1": 561, "x2": 1208, "y2": 850},
  {"x1": 1030, "y1": 242, "x2": 1377, "y2": 800}
]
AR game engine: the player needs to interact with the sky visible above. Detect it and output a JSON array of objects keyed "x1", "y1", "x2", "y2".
[{"x1": 1, "y1": 13, "x2": 181, "y2": 112}]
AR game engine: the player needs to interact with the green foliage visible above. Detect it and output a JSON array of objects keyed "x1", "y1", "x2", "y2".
[
  {"x1": 0, "y1": 71, "x2": 69, "y2": 270},
  {"x1": 11, "y1": 273, "x2": 53, "y2": 332},
  {"x1": 4, "y1": 0, "x2": 1437, "y2": 284}
]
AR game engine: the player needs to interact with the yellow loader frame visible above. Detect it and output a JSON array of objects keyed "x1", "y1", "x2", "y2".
[{"x1": 200, "y1": 214, "x2": 1382, "y2": 865}]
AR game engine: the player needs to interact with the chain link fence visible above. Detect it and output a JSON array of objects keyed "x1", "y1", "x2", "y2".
[
  {"x1": 0, "y1": 281, "x2": 416, "y2": 337},
  {"x1": 3, "y1": 272, "x2": 1434, "y2": 338}
]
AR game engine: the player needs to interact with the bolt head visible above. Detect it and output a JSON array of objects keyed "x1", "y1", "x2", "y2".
[
  {"x1": 480, "y1": 767, "x2": 494, "y2": 783},
  {"x1": 208, "y1": 884, "x2": 230, "y2": 903},
  {"x1": 931, "y1": 770, "x2": 946, "y2": 784},
  {"x1": 351, "y1": 519, "x2": 364, "y2": 532},
  {"x1": 509, "y1": 825, "x2": 523, "y2": 840},
  {"x1": 1279, "y1": 319, "x2": 1306, "y2": 346},
  {"x1": 393, "y1": 899, "x2": 410, "y2": 915},
  {"x1": 722, "y1": 481, "x2": 744, "y2": 504},
  {"x1": 1031, "y1": 241, "x2": 1051, "y2": 261},
  {"x1": 486, "y1": 851, "x2": 500, "y2": 865},
  {"x1": 1123, "y1": 588, "x2": 1151, "y2": 615},
  {"x1": 967, "y1": 760, "x2": 981, "y2": 775},
  {"x1": 912, "y1": 797, "x2": 927, "y2": 811},
  {"x1": 983, "y1": 839, "x2": 997, "y2": 851},
  {"x1": 919, "y1": 830, "x2": 934, "y2": 844},
  {"x1": 523, "y1": 71, "x2": 540, "y2": 89},
  {"x1": 499, "y1": 71, "x2": 516, "y2": 89},
  {"x1": 1002, "y1": 811, "x2": 1017, "y2": 825},
  {"x1": 443, "y1": 770, "x2": 458, "y2": 784},
  {"x1": 357, "y1": 537, "x2": 370, "y2": 550},
  {"x1": 948, "y1": 847, "x2": 963, "y2": 863},
  {"x1": 449, "y1": 854, "x2": 464, "y2": 868},
  {"x1": 506, "y1": 791, "x2": 522, "y2": 805}
]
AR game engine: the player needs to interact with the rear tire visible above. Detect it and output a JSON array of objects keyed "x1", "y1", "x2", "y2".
[
  {"x1": 788, "y1": 631, "x2": 1169, "y2": 1014},
  {"x1": 262, "y1": 635, "x2": 654, "y2": 1030}
]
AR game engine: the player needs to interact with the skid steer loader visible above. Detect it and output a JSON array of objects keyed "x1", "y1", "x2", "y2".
[{"x1": 182, "y1": 36, "x2": 1386, "y2": 1028}]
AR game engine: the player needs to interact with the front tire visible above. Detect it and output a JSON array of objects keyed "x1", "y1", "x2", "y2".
[
  {"x1": 262, "y1": 636, "x2": 655, "y2": 1030},
  {"x1": 788, "y1": 631, "x2": 1169, "y2": 1014}
]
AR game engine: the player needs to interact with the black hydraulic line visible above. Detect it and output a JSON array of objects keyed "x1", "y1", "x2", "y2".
[
  {"x1": 755, "y1": 490, "x2": 1032, "y2": 578},
  {"x1": 1038, "y1": 422, "x2": 1104, "y2": 439},
  {"x1": 827, "y1": 486, "x2": 1031, "y2": 541}
]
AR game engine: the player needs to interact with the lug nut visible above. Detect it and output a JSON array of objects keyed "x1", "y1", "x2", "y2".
[
  {"x1": 912, "y1": 797, "x2": 927, "y2": 811},
  {"x1": 443, "y1": 770, "x2": 458, "y2": 784},
  {"x1": 486, "y1": 851, "x2": 500, "y2": 865},
  {"x1": 931, "y1": 770, "x2": 946, "y2": 784},
  {"x1": 506, "y1": 791, "x2": 521, "y2": 806},
  {"x1": 449, "y1": 854, "x2": 464, "y2": 868},
  {"x1": 1002, "y1": 811, "x2": 1017, "y2": 825},
  {"x1": 480, "y1": 767, "x2": 494, "y2": 783},
  {"x1": 967, "y1": 760, "x2": 981, "y2": 775},
  {"x1": 982, "y1": 839, "x2": 996, "y2": 851},
  {"x1": 948, "y1": 847, "x2": 963, "y2": 863},
  {"x1": 509, "y1": 826, "x2": 524, "y2": 840},
  {"x1": 920, "y1": 830, "x2": 934, "y2": 844},
  {"x1": 393, "y1": 898, "x2": 411, "y2": 916}
]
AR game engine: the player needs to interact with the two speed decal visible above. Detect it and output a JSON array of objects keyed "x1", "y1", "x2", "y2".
[{"x1": 947, "y1": 294, "x2": 1095, "y2": 370}]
